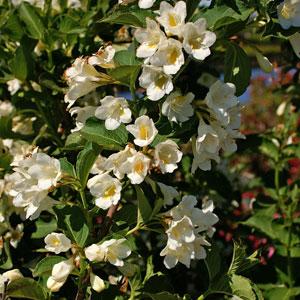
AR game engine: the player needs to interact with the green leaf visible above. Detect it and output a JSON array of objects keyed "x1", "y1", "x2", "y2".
[
  {"x1": 64, "y1": 131, "x2": 86, "y2": 151},
  {"x1": 32, "y1": 218, "x2": 57, "y2": 239},
  {"x1": 100, "y1": 5, "x2": 155, "y2": 27},
  {"x1": 204, "y1": 243, "x2": 222, "y2": 281},
  {"x1": 6, "y1": 278, "x2": 46, "y2": 300},
  {"x1": 3, "y1": 13, "x2": 24, "y2": 40},
  {"x1": 81, "y1": 118, "x2": 128, "y2": 151},
  {"x1": 59, "y1": 15, "x2": 85, "y2": 34},
  {"x1": 224, "y1": 42, "x2": 251, "y2": 96},
  {"x1": 76, "y1": 142, "x2": 100, "y2": 187},
  {"x1": 262, "y1": 286, "x2": 300, "y2": 300},
  {"x1": 33, "y1": 256, "x2": 65, "y2": 277},
  {"x1": 107, "y1": 65, "x2": 141, "y2": 88},
  {"x1": 19, "y1": 3, "x2": 45, "y2": 40},
  {"x1": 60, "y1": 157, "x2": 76, "y2": 178},
  {"x1": 114, "y1": 49, "x2": 141, "y2": 66},
  {"x1": 9, "y1": 46, "x2": 30, "y2": 81},
  {"x1": 54, "y1": 205, "x2": 89, "y2": 247},
  {"x1": 229, "y1": 241, "x2": 259, "y2": 275},
  {"x1": 259, "y1": 138, "x2": 279, "y2": 161},
  {"x1": 224, "y1": 41, "x2": 251, "y2": 96},
  {"x1": 0, "y1": 240, "x2": 13, "y2": 270},
  {"x1": 136, "y1": 186, "x2": 152, "y2": 225}
]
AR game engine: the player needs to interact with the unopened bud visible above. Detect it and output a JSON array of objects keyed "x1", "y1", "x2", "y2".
[
  {"x1": 90, "y1": 272, "x2": 105, "y2": 293},
  {"x1": 256, "y1": 51, "x2": 273, "y2": 73}
]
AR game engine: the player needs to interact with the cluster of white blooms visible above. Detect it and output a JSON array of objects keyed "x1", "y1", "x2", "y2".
[
  {"x1": 64, "y1": 46, "x2": 116, "y2": 108},
  {"x1": 277, "y1": 0, "x2": 300, "y2": 29},
  {"x1": 192, "y1": 80, "x2": 245, "y2": 173},
  {"x1": 8, "y1": 151, "x2": 61, "y2": 219},
  {"x1": 85, "y1": 238, "x2": 131, "y2": 266},
  {"x1": 160, "y1": 195, "x2": 218, "y2": 269},
  {"x1": 136, "y1": 1, "x2": 216, "y2": 102}
]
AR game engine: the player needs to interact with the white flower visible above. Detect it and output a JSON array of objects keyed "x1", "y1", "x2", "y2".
[
  {"x1": 166, "y1": 216, "x2": 196, "y2": 249},
  {"x1": 191, "y1": 141, "x2": 220, "y2": 172},
  {"x1": 95, "y1": 96, "x2": 132, "y2": 130},
  {"x1": 289, "y1": 32, "x2": 300, "y2": 58},
  {"x1": 85, "y1": 239, "x2": 131, "y2": 267},
  {"x1": 64, "y1": 57, "x2": 114, "y2": 108},
  {"x1": 196, "y1": 119, "x2": 220, "y2": 154},
  {"x1": 0, "y1": 269, "x2": 23, "y2": 294},
  {"x1": 44, "y1": 233, "x2": 72, "y2": 254},
  {"x1": 157, "y1": 182, "x2": 179, "y2": 207},
  {"x1": 182, "y1": 18, "x2": 216, "y2": 60},
  {"x1": 162, "y1": 91, "x2": 194, "y2": 123},
  {"x1": 139, "y1": 65, "x2": 173, "y2": 101},
  {"x1": 255, "y1": 51, "x2": 273, "y2": 73},
  {"x1": 88, "y1": 46, "x2": 115, "y2": 69},
  {"x1": 90, "y1": 155, "x2": 107, "y2": 174},
  {"x1": 120, "y1": 152, "x2": 151, "y2": 184},
  {"x1": 154, "y1": 140, "x2": 182, "y2": 173},
  {"x1": 277, "y1": 0, "x2": 300, "y2": 29},
  {"x1": 47, "y1": 258, "x2": 74, "y2": 292},
  {"x1": 87, "y1": 173, "x2": 122, "y2": 210},
  {"x1": 205, "y1": 80, "x2": 238, "y2": 125},
  {"x1": 134, "y1": 18, "x2": 166, "y2": 58},
  {"x1": 15, "y1": 153, "x2": 61, "y2": 190},
  {"x1": 7, "y1": 79, "x2": 21, "y2": 95},
  {"x1": 276, "y1": 102, "x2": 287, "y2": 117},
  {"x1": 126, "y1": 115, "x2": 158, "y2": 147},
  {"x1": 150, "y1": 38, "x2": 184, "y2": 75},
  {"x1": 105, "y1": 145, "x2": 137, "y2": 179},
  {"x1": 156, "y1": 1, "x2": 186, "y2": 37},
  {"x1": 0, "y1": 101, "x2": 14, "y2": 117},
  {"x1": 90, "y1": 272, "x2": 105, "y2": 293},
  {"x1": 161, "y1": 240, "x2": 199, "y2": 269},
  {"x1": 12, "y1": 115, "x2": 36, "y2": 135},
  {"x1": 69, "y1": 106, "x2": 96, "y2": 132},
  {"x1": 138, "y1": 0, "x2": 155, "y2": 9},
  {"x1": 67, "y1": 0, "x2": 82, "y2": 9}
]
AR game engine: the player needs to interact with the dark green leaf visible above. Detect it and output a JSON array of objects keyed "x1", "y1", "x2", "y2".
[
  {"x1": 32, "y1": 218, "x2": 57, "y2": 239},
  {"x1": 136, "y1": 186, "x2": 152, "y2": 225},
  {"x1": 81, "y1": 118, "x2": 128, "y2": 151},
  {"x1": 19, "y1": 3, "x2": 45, "y2": 40},
  {"x1": 54, "y1": 205, "x2": 89, "y2": 247},
  {"x1": 76, "y1": 142, "x2": 100, "y2": 187},
  {"x1": 6, "y1": 278, "x2": 46, "y2": 300},
  {"x1": 60, "y1": 157, "x2": 76, "y2": 178},
  {"x1": 224, "y1": 42, "x2": 251, "y2": 96},
  {"x1": 108, "y1": 65, "x2": 141, "y2": 87},
  {"x1": 33, "y1": 256, "x2": 65, "y2": 277}
]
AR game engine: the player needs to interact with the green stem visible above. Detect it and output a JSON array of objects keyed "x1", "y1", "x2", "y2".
[{"x1": 80, "y1": 190, "x2": 88, "y2": 210}]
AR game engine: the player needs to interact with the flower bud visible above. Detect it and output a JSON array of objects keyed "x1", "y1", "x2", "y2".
[
  {"x1": 3, "y1": 269, "x2": 23, "y2": 282},
  {"x1": 47, "y1": 276, "x2": 65, "y2": 292},
  {"x1": 51, "y1": 258, "x2": 74, "y2": 282},
  {"x1": 255, "y1": 51, "x2": 273, "y2": 73},
  {"x1": 276, "y1": 102, "x2": 287, "y2": 116},
  {"x1": 90, "y1": 272, "x2": 105, "y2": 293}
]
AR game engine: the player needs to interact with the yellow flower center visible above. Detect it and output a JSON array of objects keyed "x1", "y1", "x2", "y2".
[
  {"x1": 104, "y1": 185, "x2": 116, "y2": 198},
  {"x1": 155, "y1": 75, "x2": 167, "y2": 90},
  {"x1": 167, "y1": 49, "x2": 179, "y2": 64},
  {"x1": 139, "y1": 125, "x2": 149, "y2": 140},
  {"x1": 134, "y1": 161, "x2": 144, "y2": 174},
  {"x1": 190, "y1": 37, "x2": 203, "y2": 49},
  {"x1": 52, "y1": 238, "x2": 61, "y2": 246},
  {"x1": 281, "y1": 3, "x2": 295, "y2": 19},
  {"x1": 168, "y1": 13, "x2": 178, "y2": 27}
]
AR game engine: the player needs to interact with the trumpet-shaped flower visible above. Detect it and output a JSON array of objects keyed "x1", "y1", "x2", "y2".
[
  {"x1": 139, "y1": 65, "x2": 173, "y2": 101},
  {"x1": 162, "y1": 91, "x2": 194, "y2": 123},
  {"x1": 182, "y1": 18, "x2": 216, "y2": 61},
  {"x1": 87, "y1": 173, "x2": 122, "y2": 210},
  {"x1": 154, "y1": 140, "x2": 182, "y2": 173},
  {"x1": 277, "y1": 0, "x2": 300, "y2": 29},
  {"x1": 126, "y1": 115, "x2": 158, "y2": 147},
  {"x1": 156, "y1": 1, "x2": 186, "y2": 37},
  {"x1": 120, "y1": 152, "x2": 151, "y2": 184},
  {"x1": 134, "y1": 18, "x2": 166, "y2": 58},
  {"x1": 88, "y1": 45, "x2": 115, "y2": 68},
  {"x1": 95, "y1": 96, "x2": 132, "y2": 130},
  {"x1": 85, "y1": 239, "x2": 131, "y2": 267},
  {"x1": 69, "y1": 106, "x2": 96, "y2": 132},
  {"x1": 64, "y1": 57, "x2": 115, "y2": 108},
  {"x1": 150, "y1": 38, "x2": 184, "y2": 75},
  {"x1": 44, "y1": 233, "x2": 72, "y2": 254}
]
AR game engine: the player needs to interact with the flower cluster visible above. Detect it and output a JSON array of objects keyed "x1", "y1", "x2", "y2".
[
  {"x1": 192, "y1": 80, "x2": 245, "y2": 172},
  {"x1": 136, "y1": 1, "x2": 216, "y2": 101},
  {"x1": 8, "y1": 151, "x2": 61, "y2": 219},
  {"x1": 161, "y1": 196, "x2": 218, "y2": 269}
]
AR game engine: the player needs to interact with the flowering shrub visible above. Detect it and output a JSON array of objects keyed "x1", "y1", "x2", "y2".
[{"x1": 0, "y1": 0, "x2": 300, "y2": 299}]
